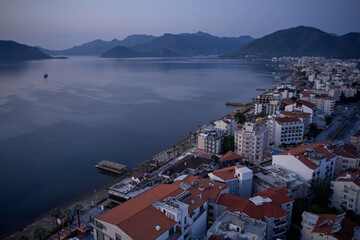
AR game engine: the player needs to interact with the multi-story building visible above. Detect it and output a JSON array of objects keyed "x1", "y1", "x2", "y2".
[
  {"x1": 314, "y1": 94, "x2": 335, "y2": 116},
  {"x1": 350, "y1": 130, "x2": 360, "y2": 151},
  {"x1": 254, "y1": 94, "x2": 281, "y2": 116},
  {"x1": 280, "y1": 111, "x2": 311, "y2": 133},
  {"x1": 207, "y1": 211, "x2": 267, "y2": 240},
  {"x1": 213, "y1": 117, "x2": 237, "y2": 136},
  {"x1": 301, "y1": 212, "x2": 357, "y2": 240},
  {"x1": 93, "y1": 176, "x2": 228, "y2": 240},
  {"x1": 234, "y1": 122, "x2": 269, "y2": 164},
  {"x1": 330, "y1": 169, "x2": 360, "y2": 215},
  {"x1": 159, "y1": 155, "x2": 215, "y2": 183},
  {"x1": 216, "y1": 188, "x2": 294, "y2": 240},
  {"x1": 197, "y1": 129, "x2": 223, "y2": 154},
  {"x1": 253, "y1": 165, "x2": 306, "y2": 200},
  {"x1": 266, "y1": 116, "x2": 304, "y2": 147},
  {"x1": 284, "y1": 99, "x2": 316, "y2": 124},
  {"x1": 331, "y1": 144, "x2": 360, "y2": 176},
  {"x1": 272, "y1": 143, "x2": 336, "y2": 183},
  {"x1": 208, "y1": 165, "x2": 253, "y2": 198}
]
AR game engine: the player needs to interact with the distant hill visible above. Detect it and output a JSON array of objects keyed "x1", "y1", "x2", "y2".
[
  {"x1": 131, "y1": 31, "x2": 254, "y2": 56},
  {"x1": 101, "y1": 46, "x2": 182, "y2": 58},
  {"x1": 226, "y1": 26, "x2": 360, "y2": 59},
  {"x1": 0, "y1": 40, "x2": 52, "y2": 61},
  {"x1": 39, "y1": 34, "x2": 155, "y2": 56}
]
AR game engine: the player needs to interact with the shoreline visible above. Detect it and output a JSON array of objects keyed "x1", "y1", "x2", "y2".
[{"x1": 3, "y1": 60, "x2": 285, "y2": 240}]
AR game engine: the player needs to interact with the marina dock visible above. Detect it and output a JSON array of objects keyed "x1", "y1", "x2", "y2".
[
  {"x1": 95, "y1": 160, "x2": 127, "y2": 175},
  {"x1": 225, "y1": 102, "x2": 245, "y2": 107}
]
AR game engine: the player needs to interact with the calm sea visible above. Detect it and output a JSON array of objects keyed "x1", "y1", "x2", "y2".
[{"x1": 0, "y1": 57, "x2": 281, "y2": 235}]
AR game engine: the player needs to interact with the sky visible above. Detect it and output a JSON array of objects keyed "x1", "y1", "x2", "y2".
[{"x1": 1, "y1": 0, "x2": 360, "y2": 50}]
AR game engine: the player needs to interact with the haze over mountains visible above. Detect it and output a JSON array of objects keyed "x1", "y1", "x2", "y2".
[
  {"x1": 1, "y1": 26, "x2": 360, "y2": 61},
  {"x1": 226, "y1": 26, "x2": 360, "y2": 59}
]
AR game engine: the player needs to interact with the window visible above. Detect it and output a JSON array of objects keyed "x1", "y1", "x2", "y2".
[
  {"x1": 115, "y1": 233, "x2": 122, "y2": 240},
  {"x1": 169, "y1": 227, "x2": 174, "y2": 235}
]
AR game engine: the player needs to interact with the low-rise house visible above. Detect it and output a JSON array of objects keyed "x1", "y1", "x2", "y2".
[
  {"x1": 234, "y1": 122, "x2": 270, "y2": 164},
  {"x1": 331, "y1": 144, "x2": 360, "y2": 176},
  {"x1": 207, "y1": 211, "x2": 267, "y2": 240},
  {"x1": 272, "y1": 143, "x2": 336, "y2": 184},
  {"x1": 159, "y1": 155, "x2": 215, "y2": 183},
  {"x1": 93, "y1": 176, "x2": 228, "y2": 240},
  {"x1": 219, "y1": 151, "x2": 242, "y2": 168},
  {"x1": 253, "y1": 165, "x2": 306, "y2": 200},
  {"x1": 301, "y1": 212, "x2": 356, "y2": 240},
  {"x1": 330, "y1": 169, "x2": 360, "y2": 215},
  {"x1": 208, "y1": 165, "x2": 253, "y2": 198},
  {"x1": 108, "y1": 173, "x2": 157, "y2": 201},
  {"x1": 216, "y1": 188, "x2": 294, "y2": 240}
]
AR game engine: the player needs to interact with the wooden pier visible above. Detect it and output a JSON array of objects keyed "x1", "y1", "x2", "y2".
[
  {"x1": 225, "y1": 102, "x2": 245, "y2": 107},
  {"x1": 256, "y1": 88, "x2": 267, "y2": 91},
  {"x1": 95, "y1": 160, "x2": 126, "y2": 175}
]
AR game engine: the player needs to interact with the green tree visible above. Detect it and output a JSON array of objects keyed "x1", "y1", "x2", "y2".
[
  {"x1": 64, "y1": 209, "x2": 72, "y2": 237},
  {"x1": 223, "y1": 136, "x2": 235, "y2": 152},
  {"x1": 308, "y1": 178, "x2": 332, "y2": 206},
  {"x1": 73, "y1": 203, "x2": 84, "y2": 227},
  {"x1": 171, "y1": 145, "x2": 176, "y2": 156},
  {"x1": 235, "y1": 112, "x2": 246, "y2": 124},
  {"x1": 255, "y1": 111, "x2": 266, "y2": 118},
  {"x1": 33, "y1": 227, "x2": 46, "y2": 240},
  {"x1": 166, "y1": 151, "x2": 171, "y2": 160},
  {"x1": 188, "y1": 131, "x2": 193, "y2": 146},
  {"x1": 50, "y1": 208, "x2": 61, "y2": 240}
]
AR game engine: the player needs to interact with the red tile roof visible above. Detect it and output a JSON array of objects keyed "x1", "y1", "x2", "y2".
[
  {"x1": 256, "y1": 188, "x2": 294, "y2": 205},
  {"x1": 277, "y1": 143, "x2": 336, "y2": 170},
  {"x1": 282, "y1": 98, "x2": 295, "y2": 105},
  {"x1": 312, "y1": 214, "x2": 356, "y2": 240},
  {"x1": 220, "y1": 151, "x2": 242, "y2": 162},
  {"x1": 217, "y1": 188, "x2": 293, "y2": 220},
  {"x1": 210, "y1": 165, "x2": 246, "y2": 181},
  {"x1": 280, "y1": 111, "x2": 311, "y2": 119},
  {"x1": 333, "y1": 144, "x2": 359, "y2": 159},
  {"x1": 300, "y1": 91, "x2": 311, "y2": 97},
  {"x1": 275, "y1": 117, "x2": 301, "y2": 124},
  {"x1": 97, "y1": 176, "x2": 227, "y2": 239},
  {"x1": 297, "y1": 100, "x2": 316, "y2": 109}
]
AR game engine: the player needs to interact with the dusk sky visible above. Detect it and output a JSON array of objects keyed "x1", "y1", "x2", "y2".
[{"x1": 1, "y1": 0, "x2": 360, "y2": 50}]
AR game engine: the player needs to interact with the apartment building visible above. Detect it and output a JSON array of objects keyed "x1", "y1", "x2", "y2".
[
  {"x1": 284, "y1": 99, "x2": 316, "y2": 123},
  {"x1": 253, "y1": 165, "x2": 306, "y2": 200},
  {"x1": 93, "y1": 176, "x2": 228, "y2": 240},
  {"x1": 197, "y1": 129, "x2": 223, "y2": 154},
  {"x1": 266, "y1": 116, "x2": 304, "y2": 147},
  {"x1": 207, "y1": 211, "x2": 267, "y2": 240},
  {"x1": 213, "y1": 117, "x2": 237, "y2": 136},
  {"x1": 280, "y1": 111, "x2": 311, "y2": 133},
  {"x1": 301, "y1": 212, "x2": 356, "y2": 240},
  {"x1": 330, "y1": 169, "x2": 360, "y2": 215},
  {"x1": 254, "y1": 94, "x2": 281, "y2": 116},
  {"x1": 208, "y1": 165, "x2": 253, "y2": 198},
  {"x1": 331, "y1": 144, "x2": 360, "y2": 176},
  {"x1": 272, "y1": 143, "x2": 336, "y2": 183},
  {"x1": 234, "y1": 122, "x2": 270, "y2": 164},
  {"x1": 217, "y1": 188, "x2": 294, "y2": 240},
  {"x1": 350, "y1": 130, "x2": 360, "y2": 151}
]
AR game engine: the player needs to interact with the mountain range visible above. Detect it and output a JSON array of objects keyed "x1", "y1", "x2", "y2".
[
  {"x1": 226, "y1": 26, "x2": 360, "y2": 59},
  {"x1": 0, "y1": 40, "x2": 53, "y2": 61}
]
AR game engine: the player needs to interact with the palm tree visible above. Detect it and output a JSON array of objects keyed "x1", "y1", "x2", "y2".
[
  {"x1": 188, "y1": 131, "x2": 193, "y2": 146},
  {"x1": 50, "y1": 208, "x2": 61, "y2": 240},
  {"x1": 17, "y1": 236, "x2": 29, "y2": 240},
  {"x1": 166, "y1": 151, "x2": 171, "y2": 161},
  {"x1": 64, "y1": 209, "x2": 72, "y2": 237},
  {"x1": 171, "y1": 145, "x2": 176, "y2": 156},
  {"x1": 73, "y1": 203, "x2": 84, "y2": 227},
  {"x1": 33, "y1": 227, "x2": 46, "y2": 240}
]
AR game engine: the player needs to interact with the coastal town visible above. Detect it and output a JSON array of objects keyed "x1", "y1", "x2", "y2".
[{"x1": 7, "y1": 56, "x2": 360, "y2": 240}]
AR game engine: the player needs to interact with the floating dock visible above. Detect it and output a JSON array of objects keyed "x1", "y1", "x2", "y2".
[
  {"x1": 225, "y1": 102, "x2": 245, "y2": 107},
  {"x1": 95, "y1": 160, "x2": 126, "y2": 175}
]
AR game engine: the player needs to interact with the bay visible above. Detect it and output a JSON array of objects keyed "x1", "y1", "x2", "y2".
[{"x1": 0, "y1": 56, "x2": 280, "y2": 236}]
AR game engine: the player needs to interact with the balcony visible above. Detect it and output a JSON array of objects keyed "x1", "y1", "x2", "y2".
[
  {"x1": 273, "y1": 227, "x2": 287, "y2": 236},
  {"x1": 274, "y1": 220, "x2": 287, "y2": 228}
]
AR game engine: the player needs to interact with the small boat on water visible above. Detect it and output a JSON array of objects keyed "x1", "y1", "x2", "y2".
[{"x1": 43, "y1": 73, "x2": 48, "y2": 79}]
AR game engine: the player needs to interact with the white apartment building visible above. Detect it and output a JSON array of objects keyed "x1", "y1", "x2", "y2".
[
  {"x1": 234, "y1": 122, "x2": 269, "y2": 164},
  {"x1": 253, "y1": 165, "x2": 306, "y2": 200},
  {"x1": 284, "y1": 99, "x2": 316, "y2": 124},
  {"x1": 213, "y1": 117, "x2": 237, "y2": 136},
  {"x1": 330, "y1": 169, "x2": 360, "y2": 215},
  {"x1": 197, "y1": 129, "x2": 222, "y2": 154},
  {"x1": 208, "y1": 165, "x2": 253, "y2": 198},
  {"x1": 272, "y1": 143, "x2": 336, "y2": 185},
  {"x1": 301, "y1": 212, "x2": 357, "y2": 240},
  {"x1": 266, "y1": 116, "x2": 304, "y2": 147},
  {"x1": 207, "y1": 211, "x2": 267, "y2": 240},
  {"x1": 331, "y1": 144, "x2": 360, "y2": 176},
  {"x1": 93, "y1": 176, "x2": 228, "y2": 240},
  {"x1": 254, "y1": 94, "x2": 281, "y2": 116},
  {"x1": 280, "y1": 111, "x2": 311, "y2": 133},
  {"x1": 217, "y1": 188, "x2": 294, "y2": 240}
]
